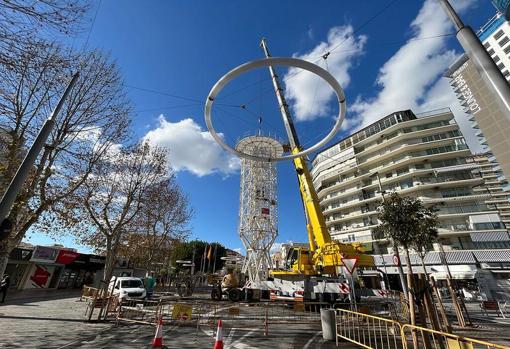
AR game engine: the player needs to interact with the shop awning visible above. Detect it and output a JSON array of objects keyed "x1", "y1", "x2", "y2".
[
  {"x1": 374, "y1": 251, "x2": 476, "y2": 266},
  {"x1": 470, "y1": 231, "x2": 510, "y2": 242},
  {"x1": 473, "y1": 250, "x2": 510, "y2": 262},
  {"x1": 424, "y1": 251, "x2": 476, "y2": 265},
  {"x1": 430, "y1": 271, "x2": 476, "y2": 280}
]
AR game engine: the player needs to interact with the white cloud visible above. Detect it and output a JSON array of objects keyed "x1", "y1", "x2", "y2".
[
  {"x1": 349, "y1": 0, "x2": 482, "y2": 151},
  {"x1": 143, "y1": 116, "x2": 240, "y2": 176},
  {"x1": 283, "y1": 25, "x2": 367, "y2": 121}
]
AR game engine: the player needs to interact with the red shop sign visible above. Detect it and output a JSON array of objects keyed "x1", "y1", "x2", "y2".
[{"x1": 56, "y1": 250, "x2": 80, "y2": 265}]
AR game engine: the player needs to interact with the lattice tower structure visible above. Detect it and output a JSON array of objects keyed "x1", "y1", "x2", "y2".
[{"x1": 236, "y1": 136, "x2": 283, "y2": 282}]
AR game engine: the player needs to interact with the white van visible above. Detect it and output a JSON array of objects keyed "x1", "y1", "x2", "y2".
[{"x1": 109, "y1": 277, "x2": 146, "y2": 300}]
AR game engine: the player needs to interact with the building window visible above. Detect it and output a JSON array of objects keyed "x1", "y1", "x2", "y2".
[
  {"x1": 494, "y1": 55, "x2": 501, "y2": 62},
  {"x1": 504, "y1": 70, "x2": 510, "y2": 77},
  {"x1": 473, "y1": 222, "x2": 504, "y2": 230},
  {"x1": 499, "y1": 36, "x2": 510, "y2": 47},
  {"x1": 494, "y1": 29, "x2": 505, "y2": 40},
  {"x1": 484, "y1": 41, "x2": 491, "y2": 48},
  {"x1": 441, "y1": 187, "x2": 472, "y2": 198},
  {"x1": 488, "y1": 48, "x2": 496, "y2": 56},
  {"x1": 505, "y1": 46, "x2": 510, "y2": 54},
  {"x1": 498, "y1": 62, "x2": 505, "y2": 70}
]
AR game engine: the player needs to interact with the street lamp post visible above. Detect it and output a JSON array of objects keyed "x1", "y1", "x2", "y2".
[
  {"x1": 0, "y1": 73, "x2": 79, "y2": 228},
  {"x1": 438, "y1": 0, "x2": 510, "y2": 122}
]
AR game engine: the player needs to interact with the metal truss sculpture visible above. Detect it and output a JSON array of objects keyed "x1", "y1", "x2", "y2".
[{"x1": 236, "y1": 136, "x2": 283, "y2": 282}]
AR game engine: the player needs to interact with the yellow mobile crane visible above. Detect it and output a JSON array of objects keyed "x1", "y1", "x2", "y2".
[{"x1": 260, "y1": 40, "x2": 374, "y2": 281}]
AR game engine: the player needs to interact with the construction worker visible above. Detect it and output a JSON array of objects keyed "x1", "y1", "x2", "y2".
[{"x1": 221, "y1": 268, "x2": 239, "y2": 290}]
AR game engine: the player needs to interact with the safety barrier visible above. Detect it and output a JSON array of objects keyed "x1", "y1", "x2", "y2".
[
  {"x1": 115, "y1": 298, "x2": 162, "y2": 326},
  {"x1": 400, "y1": 324, "x2": 510, "y2": 349},
  {"x1": 336, "y1": 308, "x2": 405, "y2": 349},
  {"x1": 131, "y1": 300, "x2": 331, "y2": 336},
  {"x1": 80, "y1": 285, "x2": 99, "y2": 301}
]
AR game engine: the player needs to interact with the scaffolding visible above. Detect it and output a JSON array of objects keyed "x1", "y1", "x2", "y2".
[{"x1": 236, "y1": 136, "x2": 283, "y2": 282}]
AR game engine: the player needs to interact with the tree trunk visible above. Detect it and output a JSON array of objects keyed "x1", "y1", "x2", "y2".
[
  {"x1": 405, "y1": 249, "x2": 431, "y2": 349},
  {"x1": 393, "y1": 244, "x2": 409, "y2": 300},
  {"x1": 430, "y1": 275, "x2": 452, "y2": 333},
  {"x1": 102, "y1": 236, "x2": 117, "y2": 297},
  {"x1": 404, "y1": 249, "x2": 415, "y2": 323},
  {"x1": 0, "y1": 242, "x2": 11, "y2": 281}
]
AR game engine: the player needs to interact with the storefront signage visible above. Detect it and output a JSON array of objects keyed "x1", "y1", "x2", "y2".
[
  {"x1": 9, "y1": 248, "x2": 33, "y2": 261},
  {"x1": 451, "y1": 62, "x2": 482, "y2": 115},
  {"x1": 55, "y1": 250, "x2": 80, "y2": 265},
  {"x1": 89, "y1": 257, "x2": 105, "y2": 264},
  {"x1": 30, "y1": 246, "x2": 59, "y2": 263}
]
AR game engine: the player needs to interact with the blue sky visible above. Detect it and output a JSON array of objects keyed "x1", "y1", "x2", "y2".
[{"x1": 26, "y1": 0, "x2": 497, "y2": 253}]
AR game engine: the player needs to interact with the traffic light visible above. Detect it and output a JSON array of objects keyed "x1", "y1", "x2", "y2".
[{"x1": 0, "y1": 218, "x2": 12, "y2": 241}]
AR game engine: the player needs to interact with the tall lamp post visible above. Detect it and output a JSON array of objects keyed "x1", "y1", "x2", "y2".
[
  {"x1": 0, "y1": 73, "x2": 79, "y2": 237},
  {"x1": 438, "y1": 0, "x2": 510, "y2": 122}
]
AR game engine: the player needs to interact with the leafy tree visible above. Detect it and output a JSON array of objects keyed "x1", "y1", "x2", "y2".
[
  {"x1": 0, "y1": 43, "x2": 130, "y2": 277},
  {"x1": 373, "y1": 192, "x2": 431, "y2": 330},
  {"x1": 171, "y1": 240, "x2": 227, "y2": 274},
  {"x1": 411, "y1": 207, "x2": 439, "y2": 277},
  {"x1": 119, "y1": 177, "x2": 192, "y2": 273},
  {"x1": 64, "y1": 142, "x2": 168, "y2": 291}
]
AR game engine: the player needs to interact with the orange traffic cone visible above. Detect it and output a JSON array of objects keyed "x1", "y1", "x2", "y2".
[
  {"x1": 213, "y1": 319, "x2": 223, "y2": 349},
  {"x1": 152, "y1": 316, "x2": 163, "y2": 348}
]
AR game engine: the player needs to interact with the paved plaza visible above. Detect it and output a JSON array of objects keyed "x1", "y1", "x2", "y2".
[
  {"x1": 0, "y1": 291, "x2": 340, "y2": 348},
  {"x1": 1, "y1": 291, "x2": 510, "y2": 348}
]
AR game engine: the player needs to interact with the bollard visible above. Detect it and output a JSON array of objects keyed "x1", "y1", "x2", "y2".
[{"x1": 320, "y1": 308, "x2": 336, "y2": 341}]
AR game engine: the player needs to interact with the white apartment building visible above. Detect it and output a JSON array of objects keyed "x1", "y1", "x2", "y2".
[
  {"x1": 467, "y1": 152, "x2": 510, "y2": 229},
  {"x1": 478, "y1": 12, "x2": 510, "y2": 79},
  {"x1": 446, "y1": 12, "x2": 510, "y2": 181},
  {"x1": 311, "y1": 110, "x2": 510, "y2": 297}
]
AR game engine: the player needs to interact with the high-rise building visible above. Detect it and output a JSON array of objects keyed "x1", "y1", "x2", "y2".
[
  {"x1": 446, "y1": 12, "x2": 510, "y2": 181},
  {"x1": 492, "y1": 0, "x2": 510, "y2": 20},
  {"x1": 467, "y1": 152, "x2": 510, "y2": 229},
  {"x1": 311, "y1": 109, "x2": 510, "y2": 294}
]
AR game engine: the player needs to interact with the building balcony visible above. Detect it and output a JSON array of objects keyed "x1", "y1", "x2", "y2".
[
  {"x1": 316, "y1": 150, "x2": 472, "y2": 198},
  {"x1": 356, "y1": 137, "x2": 465, "y2": 169},
  {"x1": 353, "y1": 123, "x2": 458, "y2": 159}
]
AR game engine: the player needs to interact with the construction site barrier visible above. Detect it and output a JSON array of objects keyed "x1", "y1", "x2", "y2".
[
  {"x1": 115, "y1": 298, "x2": 162, "y2": 326},
  {"x1": 400, "y1": 324, "x2": 510, "y2": 349},
  {"x1": 336, "y1": 308, "x2": 404, "y2": 349},
  {"x1": 80, "y1": 285, "x2": 99, "y2": 301}
]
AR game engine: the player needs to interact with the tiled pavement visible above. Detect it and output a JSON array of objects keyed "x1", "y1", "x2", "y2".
[{"x1": 0, "y1": 292, "x2": 342, "y2": 348}]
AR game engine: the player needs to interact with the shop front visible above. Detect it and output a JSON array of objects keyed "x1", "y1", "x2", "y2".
[
  {"x1": 5, "y1": 247, "x2": 33, "y2": 290},
  {"x1": 56, "y1": 253, "x2": 105, "y2": 289},
  {"x1": 23, "y1": 246, "x2": 61, "y2": 289}
]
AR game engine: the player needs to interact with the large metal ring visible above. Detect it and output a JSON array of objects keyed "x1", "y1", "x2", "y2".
[{"x1": 204, "y1": 57, "x2": 346, "y2": 162}]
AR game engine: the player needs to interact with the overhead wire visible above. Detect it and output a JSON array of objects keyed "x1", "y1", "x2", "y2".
[
  {"x1": 316, "y1": 0, "x2": 400, "y2": 60},
  {"x1": 82, "y1": 0, "x2": 102, "y2": 52}
]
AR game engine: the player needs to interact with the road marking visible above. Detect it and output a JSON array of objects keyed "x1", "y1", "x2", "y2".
[
  {"x1": 225, "y1": 327, "x2": 237, "y2": 345},
  {"x1": 228, "y1": 329, "x2": 256, "y2": 349},
  {"x1": 303, "y1": 331, "x2": 322, "y2": 349}
]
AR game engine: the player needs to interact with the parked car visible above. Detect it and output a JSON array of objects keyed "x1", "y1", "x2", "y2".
[{"x1": 109, "y1": 277, "x2": 146, "y2": 300}]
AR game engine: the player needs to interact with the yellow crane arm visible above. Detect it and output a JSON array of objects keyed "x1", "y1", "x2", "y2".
[{"x1": 292, "y1": 147, "x2": 332, "y2": 249}]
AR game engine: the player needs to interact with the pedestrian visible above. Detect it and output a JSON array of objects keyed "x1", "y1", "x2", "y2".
[{"x1": 1, "y1": 274, "x2": 10, "y2": 303}]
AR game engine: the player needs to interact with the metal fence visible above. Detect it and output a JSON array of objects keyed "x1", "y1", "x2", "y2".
[
  {"x1": 336, "y1": 308, "x2": 404, "y2": 349},
  {"x1": 115, "y1": 298, "x2": 162, "y2": 326},
  {"x1": 400, "y1": 324, "x2": 510, "y2": 349}
]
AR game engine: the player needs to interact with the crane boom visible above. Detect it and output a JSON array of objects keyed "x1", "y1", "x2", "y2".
[
  {"x1": 260, "y1": 39, "x2": 332, "y2": 250},
  {"x1": 260, "y1": 39, "x2": 374, "y2": 276}
]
